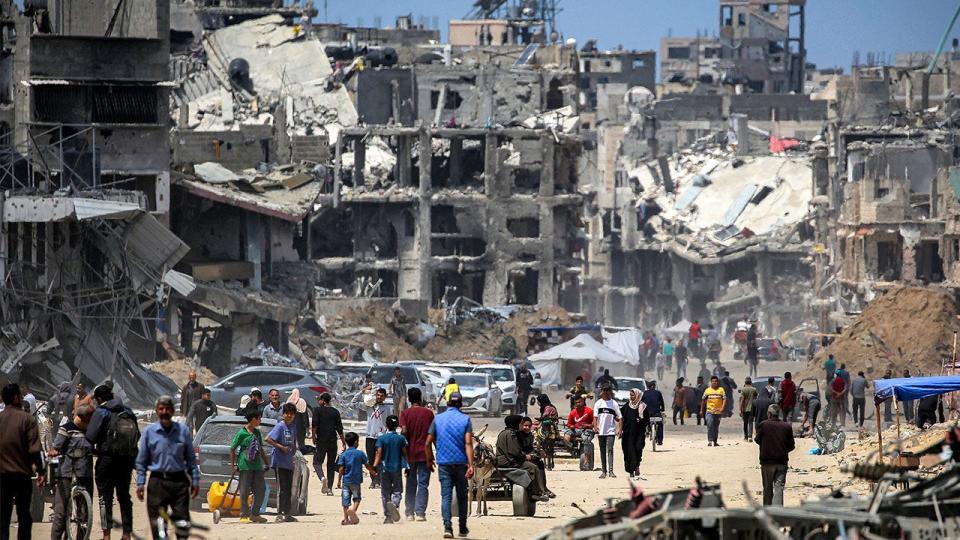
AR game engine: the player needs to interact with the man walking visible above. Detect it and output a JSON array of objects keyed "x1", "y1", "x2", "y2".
[
  {"x1": 516, "y1": 366, "x2": 534, "y2": 415},
  {"x1": 671, "y1": 378, "x2": 688, "y2": 426},
  {"x1": 828, "y1": 372, "x2": 847, "y2": 426},
  {"x1": 73, "y1": 382, "x2": 94, "y2": 417},
  {"x1": 426, "y1": 392, "x2": 474, "y2": 539},
  {"x1": 594, "y1": 369, "x2": 617, "y2": 392},
  {"x1": 692, "y1": 376, "x2": 707, "y2": 425},
  {"x1": 185, "y1": 388, "x2": 217, "y2": 435},
  {"x1": 135, "y1": 396, "x2": 200, "y2": 540},
  {"x1": 87, "y1": 384, "x2": 140, "y2": 540},
  {"x1": 641, "y1": 381, "x2": 665, "y2": 446},
  {"x1": 592, "y1": 386, "x2": 622, "y2": 479},
  {"x1": 178, "y1": 371, "x2": 205, "y2": 418},
  {"x1": 265, "y1": 403, "x2": 298, "y2": 522},
  {"x1": 400, "y1": 388, "x2": 433, "y2": 521},
  {"x1": 753, "y1": 380, "x2": 776, "y2": 434},
  {"x1": 262, "y1": 388, "x2": 283, "y2": 421},
  {"x1": 755, "y1": 404, "x2": 795, "y2": 506},
  {"x1": 390, "y1": 367, "x2": 408, "y2": 413},
  {"x1": 0, "y1": 383, "x2": 44, "y2": 540},
  {"x1": 720, "y1": 370, "x2": 738, "y2": 417},
  {"x1": 823, "y1": 354, "x2": 837, "y2": 387},
  {"x1": 778, "y1": 373, "x2": 797, "y2": 422},
  {"x1": 701, "y1": 376, "x2": 726, "y2": 447},
  {"x1": 365, "y1": 388, "x2": 392, "y2": 489},
  {"x1": 746, "y1": 324, "x2": 759, "y2": 379},
  {"x1": 739, "y1": 377, "x2": 758, "y2": 442},
  {"x1": 312, "y1": 392, "x2": 346, "y2": 496},
  {"x1": 850, "y1": 371, "x2": 868, "y2": 428}
]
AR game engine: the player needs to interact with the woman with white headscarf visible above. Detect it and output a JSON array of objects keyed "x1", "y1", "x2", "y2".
[
  {"x1": 619, "y1": 388, "x2": 648, "y2": 480},
  {"x1": 286, "y1": 389, "x2": 309, "y2": 450}
]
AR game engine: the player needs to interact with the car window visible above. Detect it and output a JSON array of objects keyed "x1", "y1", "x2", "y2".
[
  {"x1": 368, "y1": 366, "x2": 420, "y2": 384},
  {"x1": 224, "y1": 372, "x2": 261, "y2": 387},
  {"x1": 454, "y1": 374, "x2": 488, "y2": 387},
  {"x1": 475, "y1": 367, "x2": 514, "y2": 382}
]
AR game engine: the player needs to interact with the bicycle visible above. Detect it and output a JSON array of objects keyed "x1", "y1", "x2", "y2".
[
  {"x1": 49, "y1": 448, "x2": 94, "y2": 540},
  {"x1": 647, "y1": 416, "x2": 663, "y2": 452},
  {"x1": 115, "y1": 507, "x2": 210, "y2": 540}
]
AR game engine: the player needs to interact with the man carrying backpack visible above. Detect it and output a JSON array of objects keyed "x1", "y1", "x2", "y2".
[{"x1": 86, "y1": 384, "x2": 141, "y2": 540}]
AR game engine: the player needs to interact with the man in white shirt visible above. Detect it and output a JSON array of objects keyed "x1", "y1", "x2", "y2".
[{"x1": 592, "y1": 386, "x2": 622, "y2": 479}]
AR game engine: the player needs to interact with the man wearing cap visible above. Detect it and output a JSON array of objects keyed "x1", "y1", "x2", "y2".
[
  {"x1": 426, "y1": 392, "x2": 475, "y2": 539},
  {"x1": 135, "y1": 395, "x2": 200, "y2": 539},
  {"x1": 235, "y1": 389, "x2": 264, "y2": 416},
  {"x1": 755, "y1": 404, "x2": 795, "y2": 506}
]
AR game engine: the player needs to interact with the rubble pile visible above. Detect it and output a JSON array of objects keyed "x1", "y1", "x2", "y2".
[
  {"x1": 321, "y1": 303, "x2": 583, "y2": 362},
  {"x1": 804, "y1": 287, "x2": 960, "y2": 379},
  {"x1": 144, "y1": 360, "x2": 218, "y2": 387},
  {"x1": 834, "y1": 422, "x2": 952, "y2": 467}
]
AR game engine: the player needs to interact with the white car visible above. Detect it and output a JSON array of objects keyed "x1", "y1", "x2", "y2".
[
  {"x1": 472, "y1": 364, "x2": 518, "y2": 407},
  {"x1": 613, "y1": 377, "x2": 648, "y2": 406},
  {"x1": 450, "y1": 372, "x2": 503, "y2": 416}
]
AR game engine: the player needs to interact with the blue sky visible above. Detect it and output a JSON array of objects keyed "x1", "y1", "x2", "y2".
[{"x1": 319, "y1": 0, "x2": 959, "y2": 71}]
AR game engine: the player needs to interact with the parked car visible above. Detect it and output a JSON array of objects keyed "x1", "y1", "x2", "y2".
[
  {"x1": 192, "y1": 416, "x2": 310, "y2": 515},
  {"x1": 613, "y1": 377, "x2": 648, "y2": 406},
  {"x1": 450, "y1": 372, "x2": 503, "y2": 416},
  {"x1": 757, "y1": 338, "x2": 787, "y2": 361},
  {"x1": 472, "y1": 364, "x2": 517, "y2": 407},
  {"x1": 365, "y1": 364, "x2": 430, "y2": 408},
  {"x1": 207, "y1": 366, "x2": 330, "y2": 410}
]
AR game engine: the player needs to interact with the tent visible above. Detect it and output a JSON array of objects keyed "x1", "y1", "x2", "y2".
[
  {"x1": 602, "y1": 327, "x2": 644, "y2": 364},
  {"x1": 662, "y1": 319, "x2": 692, "y2": 337},
  {"x1": 529, "y1": 334, "x2": 633, "y2": 387},
  {"x1": 871, "y1": 375, "x2": 960, "y2": 464},
  {"x1": 874, "y1": 375, "x2": 960, "y2": 402}
]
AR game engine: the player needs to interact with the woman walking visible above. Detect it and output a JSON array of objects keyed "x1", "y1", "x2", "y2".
[{"x1": 620, "y1": 388, "x2": 648, "y2": 480}]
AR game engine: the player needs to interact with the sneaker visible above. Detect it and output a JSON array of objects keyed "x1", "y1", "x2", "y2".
[
  {"x1": 275, "y1": 515, "x2": 286, "y2": 523},
  {"x1": 383, "y1": 517, "x2": 394, "y2": 524},
  {"x1": 415, "y1": 515, "x2": 427, "y2": 522},
  {"x1": 251, "y1": 515, "x2": 268, "y2": 523},
  {"x1": 406, "y1": 515, "x2": 415, "y2": 522},
  {"x1": 598, "y1": 472, "x2": 607, "y2": 479},
  {"x1": 239, "y1": 517, "x2": 252, "y2": 524},
  {"x1": 385, "y1": 502, "x2": 401, "y2": 522},
  {"x1": 443, "y1": 529, "x2": 454, "y2": 538},
  {"x1": 284, "y1": 515, "x2": 298, "y2": 523},
  {"x1": 609, "y1": 472, "x2": 617, "y2": 479},
  {"x1": 458, "y1": 528, "x2": 470, "y2": 538},
  {"x1": 535, "y1": 494, "x2": 550, "y2": 503},
  {"x1": 546, "y1": 490, "x2": 557, "y2": 499}
]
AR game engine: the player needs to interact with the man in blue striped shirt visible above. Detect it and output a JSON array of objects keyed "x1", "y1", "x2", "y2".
[{"x1": 135, "y1": 395, "x2": 200, "y2": 540}]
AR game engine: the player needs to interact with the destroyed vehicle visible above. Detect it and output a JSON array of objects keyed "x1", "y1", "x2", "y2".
[
  {"x1": 757, "y1": 337, "x2": 788, "y2": 361},
  {"x1": 193, "y1": 416, "x2": 309, "y2": 515},
  {"x1": 450, "y1": 372, "x2": 504, "y2": 416},
  {"x1": 365, "y1": 365, "x2": 430, "y2": 408},
  {"x1": 207, "y1": 366, "x2": 330, "y2": 409}
]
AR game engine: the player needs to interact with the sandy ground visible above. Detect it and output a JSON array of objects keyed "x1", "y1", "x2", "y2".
[{"x1": 30, "y1": 359, "x2": 861, "y2": 540}]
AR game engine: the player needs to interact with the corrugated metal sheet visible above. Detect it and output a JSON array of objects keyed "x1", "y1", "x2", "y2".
[
  {"x1": 674, "y1": 185, "x2": 705, "y2": 211},
  {"x1": 163, "y1": 269, "x2": 197, "y2": 297},
  {"x1": 125, "y1": 213, "x2": 190, "y2": 274},
  {"x1": 721, "y1": 184, "x2": 757, "y2": 227},
  {"x1": 73, "y1": 199, "x2": 142, "y2": 220}
]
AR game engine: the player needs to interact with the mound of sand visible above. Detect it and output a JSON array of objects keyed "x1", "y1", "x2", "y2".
[{"x1": 802, "y1": 287, "x2": 960, "y2": 380}]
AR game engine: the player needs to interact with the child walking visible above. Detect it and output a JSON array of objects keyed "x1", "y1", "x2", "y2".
[
  {"x1": 337, "y1": 432, "x2": 376, "y2": 525},
  {"x1": 373, "y1": 415, "x2": 408, "y2": 523}
]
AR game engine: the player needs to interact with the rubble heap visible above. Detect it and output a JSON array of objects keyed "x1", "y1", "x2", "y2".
[{"x1": 805, "y1": 287, "x2": 960, "y2": 379}]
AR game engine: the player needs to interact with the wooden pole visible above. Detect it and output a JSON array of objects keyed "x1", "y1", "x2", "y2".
[
  {"x1": 894, "y1": 399, "x2": 902, "y2": 443},
  {"x1": 875, "y1": 403, "x2": 884, "y2": 464}
]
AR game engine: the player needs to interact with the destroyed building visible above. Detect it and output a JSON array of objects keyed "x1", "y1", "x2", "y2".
[
  {"x1": 0, "y1": 0, "x2": 182, "y2": 402},
  {"x1": 660, "y1": 0, "x2": 807, "y2": 94}
]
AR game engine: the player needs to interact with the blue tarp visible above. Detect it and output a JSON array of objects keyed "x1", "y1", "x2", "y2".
[{"x1": 874, "y1": 375, "x2": 960, "y2": 402}]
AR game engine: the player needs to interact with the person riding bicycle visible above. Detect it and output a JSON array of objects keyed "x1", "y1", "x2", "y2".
[
  {"x1": 563, "y1": 396, "x2": 595, "y2": 446},
  {"x1": 565, "y1": 376, "x2": 592, "y2": 411},
  {"x1": 50, "y1": 404, "x2": 95, "y2": 540}
]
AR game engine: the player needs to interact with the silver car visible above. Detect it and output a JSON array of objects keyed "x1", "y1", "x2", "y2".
[
  {"x1": 207, "y1": 366, "x2": 330, "y2": 410},
  {"x1": 472, "y1": 364, "x2": 517, "y2": 407},
  {"x1": 192, "y1": 416, "x2": 310, "y2": 514},
  {"x1": 451, "y1": 372, "x2": 503, "y2": 416}
]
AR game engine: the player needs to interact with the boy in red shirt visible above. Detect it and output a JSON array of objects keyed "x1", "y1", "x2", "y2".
[{"x1": 564, "y1": 396, "x2": 594, "y2": 445}]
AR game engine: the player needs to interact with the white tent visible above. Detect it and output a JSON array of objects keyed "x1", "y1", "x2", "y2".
[
  {"x1": 529, "y1": 334, "x2": 633, "y2": 387},
  {"x1": 602, "y1": 327, "x2": 644, "y2": 364},
  {"x1": 662, "y1": 319, "x2": 692, "y2": 337}
]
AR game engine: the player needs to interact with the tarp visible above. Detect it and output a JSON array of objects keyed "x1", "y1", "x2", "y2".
[
  {"x1": 874, "y1": 375, "x2": 960, "y2": 403},
  {"x1": 602, "y1": 328, "x2": 643, "y2": 365},
  {"x1": 529, "y1": 334, "x2": 631, "y2": 387}
]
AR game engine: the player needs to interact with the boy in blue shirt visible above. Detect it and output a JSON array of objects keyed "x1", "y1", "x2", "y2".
[
  {"x1": 373, "y1": 415, "x2": 408, "y2": 524},
  {"x1": 337, "y1": 432, "x2": 376, "y2": 525},
  {"x1": 265, "y1": 402, "x2": 298, "y2": 523}
]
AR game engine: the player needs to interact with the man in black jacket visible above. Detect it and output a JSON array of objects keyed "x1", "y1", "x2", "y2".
[
  {"x1": 916, "y1": 394, "x2": 945, "y2": 429},
  {"x1": 311, "y1": 392, "x2": 345, "y2": 495},
  {"x1": 641, "y1": 381, "x2": 665, "y2": 445},
  {"x1": 755, "y1": 404, "x2": 795, "y2": 506},
  {"x1": 86, "y1": 384, "x2": 140, "y2": 540}
]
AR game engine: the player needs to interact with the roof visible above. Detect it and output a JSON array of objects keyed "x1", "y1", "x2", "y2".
[
  {"x1": 528, "y1": 334, "x2": 630, "y2": 364},
  {"x1": 174, "y1": 165, "x2": 322, "y2": 222},
  {"x1": 2, "y1": 196, "x2": 143, "y2": 222},
  {"x1": 874, "y1": 375, "x2": 960, "y2": 402}
]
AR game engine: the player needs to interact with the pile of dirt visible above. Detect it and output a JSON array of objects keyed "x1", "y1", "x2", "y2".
[
  {"x1": 801, "y1": 287, "x2": 960, "y2": 380},
  {"x1": 145, "y1": 359, "x2": 218, "y2": 387},
  {"x1": 324, "y1": 303, "x2": 583, "y2": 362}
]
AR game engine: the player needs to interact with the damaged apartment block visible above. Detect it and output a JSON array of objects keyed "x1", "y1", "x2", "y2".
[{"x1": 314, "y1": 125, "x2": 584, "y2": 314}]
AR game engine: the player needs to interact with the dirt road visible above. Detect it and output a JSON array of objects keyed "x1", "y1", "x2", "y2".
[{"x1": 31, "y1": 358, "x2": 853, "y2": 539}]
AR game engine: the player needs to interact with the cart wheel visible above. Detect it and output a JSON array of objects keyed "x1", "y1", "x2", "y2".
[
  {"x1": 527, "y1": 499, "x2": 537, "y2": 517},
  {"x1": 511, "y1": 484, "x2": 529, "y2": 517},
  {"x1": 212, "y1": 509, "x2": 221, "y2": 524}
]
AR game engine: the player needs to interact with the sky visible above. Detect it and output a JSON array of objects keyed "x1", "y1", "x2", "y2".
[{"x1": 318, "y1": 0, "x2": 960, "y2": 71}]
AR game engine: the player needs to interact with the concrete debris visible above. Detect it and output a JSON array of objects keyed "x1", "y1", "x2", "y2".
[{"x1": 242, "y1": 342, "x2": 302, "y2": 369}]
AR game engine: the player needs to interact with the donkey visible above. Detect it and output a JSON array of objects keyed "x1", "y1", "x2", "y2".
[{"x1": 468, "y1": 424, "x2": 496, "y2": 517}]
